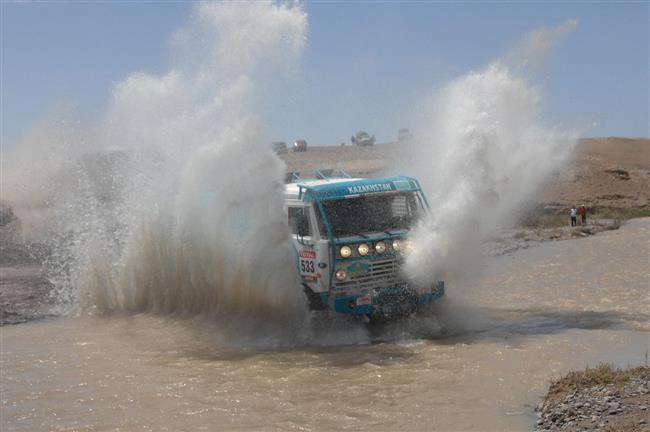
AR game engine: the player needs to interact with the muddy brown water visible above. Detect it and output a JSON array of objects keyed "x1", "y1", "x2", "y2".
[{"x1": 2, "y1": 220, "x2": 649, "y2": 431}]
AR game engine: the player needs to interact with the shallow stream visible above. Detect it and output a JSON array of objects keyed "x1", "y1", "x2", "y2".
[{"x1": 3, "y1": 219, "x2": 648, "y2": 431}]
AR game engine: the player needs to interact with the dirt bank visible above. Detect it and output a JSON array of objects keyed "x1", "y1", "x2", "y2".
[
  {"x1": 0, "y1": 265, "x2": 55, "y2": 325},
  {"x1": 0, "y1": 203, "x2": 54, "y2": 325},
  {"x1": 535, "y1": 365, "x2": 649, "y2": 431},
  {"x1": 537, "y1": 138, "x2": 650, "y2": 209},
  {"x1": 486, "y1": 221, "x2": 622, "y2": 256},
  {"x1": 281, "y1": 137, "x2": 650, "y2": 210}
]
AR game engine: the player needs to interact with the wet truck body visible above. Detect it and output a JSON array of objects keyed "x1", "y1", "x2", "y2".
[{"x1": 285, "y1": 175, "x2": 444, "y2": 319}]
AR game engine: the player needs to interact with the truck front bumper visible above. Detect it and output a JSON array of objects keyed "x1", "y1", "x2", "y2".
[{"x1": 332, "y1": 280, "x2": 445, "y2": 318}]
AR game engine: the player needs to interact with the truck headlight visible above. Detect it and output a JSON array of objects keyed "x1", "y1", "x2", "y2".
[
  {"x1": 339, "y1": 245, "x2": 352, "y2": 258},
  {"x1": 357, "y1": 243, "x2": 370, "y2": 256},
  {"x1": 374, "y1": 241, "x2": 386, "y2": 254},
  {"x1": 392, "y1": 239, "x2": 414, "y2": 253},
  {"x1": 335, "y1": 269, "x2": 347, "y2": 281}
]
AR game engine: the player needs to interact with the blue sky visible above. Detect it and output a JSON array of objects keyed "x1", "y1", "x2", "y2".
[{"x1": 2, "y1": 1, "x2": 648, "y2": 147}]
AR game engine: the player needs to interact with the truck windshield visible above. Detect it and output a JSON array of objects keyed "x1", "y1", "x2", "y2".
[{"x1": 321, "y1": 192, "x2": 421, "y2": 237}]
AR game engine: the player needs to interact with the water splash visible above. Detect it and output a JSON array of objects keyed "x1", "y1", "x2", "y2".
[
  {"x1": 5, "y1": 1, "x2": 308, "y2": 321},
  {"x1": 406, "y1": 21, "x2": 578, "y2": 285}
]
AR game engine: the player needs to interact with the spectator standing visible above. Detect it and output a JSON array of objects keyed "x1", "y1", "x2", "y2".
[
  {"x1": 570, "y1": 206, "x2": 577, "y2": 227},
  {"x1": 580, "y1": 205, "x2": 587, "y2": 225}
]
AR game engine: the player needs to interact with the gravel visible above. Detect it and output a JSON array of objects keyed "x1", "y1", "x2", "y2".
[{"x1": 534, "y1": 370, "x2": 650, "y2": 431}]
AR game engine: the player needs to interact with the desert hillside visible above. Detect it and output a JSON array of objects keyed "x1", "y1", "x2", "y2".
[
  {"x1": 281, "y1": 137, "x2": 650, "y2": 209},
  {"x1": 537, "y1": 137, "x2": 650, "y2": 208}
]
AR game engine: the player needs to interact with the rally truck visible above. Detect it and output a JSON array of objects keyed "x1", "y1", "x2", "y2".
[{"x1": 285, "y1": 169, "x2": 444, "y2": 320}]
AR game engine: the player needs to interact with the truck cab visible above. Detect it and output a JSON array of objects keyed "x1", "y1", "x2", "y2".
[{"x1": 285, "y1": 170, "x2": 444, "y2": 319}]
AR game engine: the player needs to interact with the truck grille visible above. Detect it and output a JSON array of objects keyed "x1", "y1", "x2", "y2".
[{"x1": 334, "y1": 257, "x2": 403, "y2": 292}]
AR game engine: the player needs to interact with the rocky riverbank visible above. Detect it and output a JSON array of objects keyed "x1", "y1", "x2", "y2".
[
  {"x1": 0, "y1": 202, "x2": 55, "y2": 325},
  {"x1": 0, "y1": 265, "x2": 55, "y2": 325},
  {"x1": 486, "y1": 219, "x2": 621, "y2": 256},
  {"x1": 535, "y1": 364, "x2": 650, "y2": 431}
]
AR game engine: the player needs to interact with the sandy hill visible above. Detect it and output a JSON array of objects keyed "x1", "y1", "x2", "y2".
[
  {"x1": 537, "y1": 138, "x2": 650, "y2": 208},
  {"x1": 280, "y1": 137, "x2": 650, "y2": 209}
]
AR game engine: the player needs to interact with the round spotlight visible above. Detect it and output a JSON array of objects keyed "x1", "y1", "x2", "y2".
[
  {"x1": 357, "y1": 243, "x2": 370, "y2": 256},
  {"x1": 392, "y1": 239, "x2": 402, "y2": 251},
  {"x1": 339, "y1": 245, "x2": 352, "y2": 258},
  {"x1": 374, "y1": 241, "x2": 386, "y2": 254},
  {"x1": 335, "y1": 269, "x2": 347, "y2": 281}
]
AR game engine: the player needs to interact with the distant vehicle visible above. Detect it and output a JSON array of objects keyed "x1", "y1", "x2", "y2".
[
  {"x1": 351, "y1": 131, "x2": 375, "y2": 147},
  {"x1": 271, "y1": 141, "x2": 288, "y2": 154},
  {"x1": 293, "y1": 139, "x2": 308, "y2": 152},
  {"x1": 397, "y1": 128, "x2": 413, "y2": 144}
]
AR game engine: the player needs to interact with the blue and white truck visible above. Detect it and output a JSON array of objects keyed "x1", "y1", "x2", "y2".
[{"x1": 285, "y1": 170, "x2": 444, "y2": 320}]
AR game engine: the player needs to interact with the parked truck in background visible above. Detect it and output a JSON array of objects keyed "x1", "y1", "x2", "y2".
[
  {"x1": 351, "y1": 131, "x2": 375, "y2": 146},
  {"x1": 293, "y1": 139, "x2": 308, "y2": 152}
]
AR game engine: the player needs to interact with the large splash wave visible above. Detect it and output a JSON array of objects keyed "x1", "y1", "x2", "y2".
[
  {"x1": 5, "y1": 1, "x2": 308, "y2": 321},
  {"x1": 405, "y1": 21, "x2": 578, "y2": 285}
]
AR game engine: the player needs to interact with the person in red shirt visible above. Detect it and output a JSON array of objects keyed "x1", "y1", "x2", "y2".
[{"x1": 579, "y1": 204, "x2": 587, "y2": 225}]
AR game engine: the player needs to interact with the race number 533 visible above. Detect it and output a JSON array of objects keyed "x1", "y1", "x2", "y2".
[{"x1": 300, "y1": 260, "x2": 315, "y2": 273}]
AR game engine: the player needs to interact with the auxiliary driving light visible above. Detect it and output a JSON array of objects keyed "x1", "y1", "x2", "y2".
[
  {"x1": 335, "y1": 269, "x2": 347, "y2": 281},
  {"x1": 392, "y1": 239, "x2": 402, "y2": 251},
  {"x1": 339, "y1": 245, "x2": 352, "y2": 258},
  {"x1": 357, "y1": 243, "x2": 370, "y2": 256},
  {"x1": 374, "y1": 241, "x2": 386, "y2": 254}
]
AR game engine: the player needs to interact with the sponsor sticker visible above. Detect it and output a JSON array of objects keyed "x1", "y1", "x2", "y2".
[
  {"x1": 299, "y1": 249, "x2": 316, "y2": 259},
  {"x1": 356, "y1": 295, "x2": 372, "y2": 306},
  {"x1": 346, "y1": 183, "x2": 393, "y2": 195}
]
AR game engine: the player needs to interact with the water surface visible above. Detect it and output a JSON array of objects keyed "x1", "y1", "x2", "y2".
[{"x1": 3, "y1": 220, "x2": 649, "y2": 431}]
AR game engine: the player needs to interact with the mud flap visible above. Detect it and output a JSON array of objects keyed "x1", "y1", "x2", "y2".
[{"x1": 302, "y1": 284, "x2": 328, "y2": 310}]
